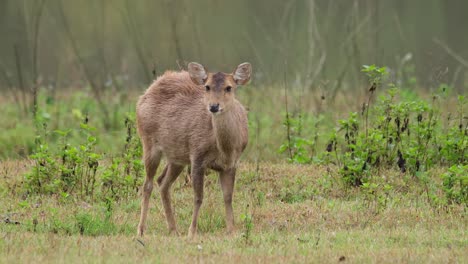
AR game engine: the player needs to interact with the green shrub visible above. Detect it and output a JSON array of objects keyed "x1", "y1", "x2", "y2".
[
  {"x1": 24, "y1": 112, "x2": 143, "y2": 202},
  {"x1": 441, "y1": 165, "x2": 468, "y2": 205},
  {"x1": 279, "y1": 112, "x2": 315, "y2": 164}
]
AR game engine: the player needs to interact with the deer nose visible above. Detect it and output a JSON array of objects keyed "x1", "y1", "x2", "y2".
[{"x1": 209, "y1": 104, "x2": 220, "y2": 113}]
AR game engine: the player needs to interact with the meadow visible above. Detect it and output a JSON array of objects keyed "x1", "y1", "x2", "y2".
[{"x1": 1, "y1": 65, "x2": 466, "y2": 263}]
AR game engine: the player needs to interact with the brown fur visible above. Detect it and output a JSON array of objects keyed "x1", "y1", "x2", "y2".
[{"x1": 136, "y1": 63, "x2": 251, "y2": 237}]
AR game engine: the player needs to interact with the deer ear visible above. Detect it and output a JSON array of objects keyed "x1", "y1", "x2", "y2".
[
  {"x1": 233, "y1": 62, "x2": 252, "y2": 85},
  {"x1": 188, "y1": 62, "x2": 208, "y2": 85}
]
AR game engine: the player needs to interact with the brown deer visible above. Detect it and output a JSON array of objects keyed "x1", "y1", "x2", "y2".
[{"x1": 136, "y1": 62, "x2": 252, "y2": 237}]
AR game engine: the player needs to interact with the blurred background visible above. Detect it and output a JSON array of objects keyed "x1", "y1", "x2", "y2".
[
  {"x1": 0, "y1": 0, "x2": 467, "y2": 160},
  {"x1": 1, "y1": 0, "x2": 467, "y2": 91}
]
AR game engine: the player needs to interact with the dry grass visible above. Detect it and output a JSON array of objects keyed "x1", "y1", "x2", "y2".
[
  {"x1": 2, "y1": 230, "x2": 465, "y2": 263},
  {"x1": 1, "y1": 160, "x2": 467, "y2": 263}
]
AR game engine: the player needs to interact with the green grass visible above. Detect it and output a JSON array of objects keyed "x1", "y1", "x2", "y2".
[
  {"x1": 1, "y1": 75, "x2": 466, "y2": 262},
  {"x1": 1, "y1": 161, "x2": 466, "y2": 263},
  {"x1": 0, "y1": 85, "x2": 355, "y2": 161}
]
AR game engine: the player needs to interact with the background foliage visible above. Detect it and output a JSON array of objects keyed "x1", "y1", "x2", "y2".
[{"x1": 1, "y1": 0, "x2": 468, "y2": 91}]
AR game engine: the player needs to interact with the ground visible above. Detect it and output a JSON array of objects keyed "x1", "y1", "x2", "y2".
[{"x1": 1, "y1": 160, "x2": 466, "y2": 263}]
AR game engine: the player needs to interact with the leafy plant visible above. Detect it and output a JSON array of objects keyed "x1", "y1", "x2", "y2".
[
  {"x1": 320, "y1": 65, "x2": 466, "y2": 189},
  {"x1": 75, "y1": 211, "x2": 117, "y2": 236},
  {"x1": 101, "y1": 114, "x2": 143, "y2": 200},
  {"x1": 441, "y1": 165, "x2": 467, "y2": 205},
  {"x1": 25, "y1": 111, "x2": 143, "y2": 202},
  {"x1": 240, "y1": 210, "x2": 253, "y2": 245},
  {"x1": 362, "y1": 182, "x2": 393, "y2": 213},
  {"x1": 25, "y1": 120, "x2": 61, "y2": 194},
  {"x1": 279, "y1": 112, "x2": 314, "y2": 164}
]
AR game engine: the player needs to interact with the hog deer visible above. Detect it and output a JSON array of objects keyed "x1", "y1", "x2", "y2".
[{"x1": 136, "y1": 62, "x2": 252, "y2": 237}]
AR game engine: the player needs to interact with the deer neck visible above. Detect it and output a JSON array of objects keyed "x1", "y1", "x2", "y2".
[{"x1": 211, "y1": 109, "x2": 242, "y2": 157}]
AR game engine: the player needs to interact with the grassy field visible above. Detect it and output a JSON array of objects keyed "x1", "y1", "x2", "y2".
[
  {"x1": 1, "y1": 69, "x2": 467, "y2": 263},
  {"x1": 0, "y1": 84, "x2": 370, "y2": 161},
  {"x1": 1, "y1": 160, "x2": 466, "y2": 263},
  {"x1": 1, "y1": 2, "x2": 467, "y2": 261}
]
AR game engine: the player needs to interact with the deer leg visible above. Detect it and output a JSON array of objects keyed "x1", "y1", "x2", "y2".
[
  {"x1": 156, "y1": 165, "x2": 168, "y2": 186},
  {"x1": 137, "y1": 147, "x2": 162, "y2": 236},
  {"x1": 188, "y1": 163, "x2": 205, "y2": 238},
  {"x1": 219, "y1": 168, "x2": 236, "y2": 233},
  {"x1": 184, "y1": 166, "x2": 192, "y2": 185},
  {"x1": 158, "y1": 163, "x2": 184, "y2": 235}
]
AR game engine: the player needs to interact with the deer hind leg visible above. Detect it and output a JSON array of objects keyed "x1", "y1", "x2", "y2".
[
  {"x1": 219, "y1": 168, "x2": 236, "y2": 233},
  {"x1": 188, "y1": 163, "x2": 205, "y2": 238},
  {"x1": 158, "y1": 163, "x2": 184, "y2": 235},
  {"x1": 137, "y1": 145, "x2": 162, "y2": 236},
  {"x1": 156, "y1": 165, "x2": 169, "y2": 186}
]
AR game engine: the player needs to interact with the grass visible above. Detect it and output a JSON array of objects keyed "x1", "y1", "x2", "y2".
[
  {"x1": 1, "y1": 160, "x2": 466, "y2": 263},
  {"x1": 1, "y1": 67, "x2": 466, "y2": 262},
  {"x1": 0, "y1": 84, "x2": 372, "y2": 161}
]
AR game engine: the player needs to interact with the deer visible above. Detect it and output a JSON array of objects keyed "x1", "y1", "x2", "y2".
[{"x1": 136, "y1": 62, "x2": 252, "y2": 237}]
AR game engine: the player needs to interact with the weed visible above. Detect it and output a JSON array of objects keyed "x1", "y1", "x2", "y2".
[
  {"x1": 240, "y1": 207, "x2": 253, "y2": 245},
  {"x1": 75, "y1": 211, "x2": 117, "y2": 236},
  {"x1": 318, "y1": 65, "x2": 466, "y2": 192},
  {"x1": 24, "y1": 111, "x2": 143, "y2": 202},
  {"x1": 256, "y1": 191, "x2": 265, "y2": 207},
  {"x1": 101, "y1": 114, "x2": 143, "y2": 200},
  {"x1": 362, "y1": 182, "x2": 393, "y2": 213},
  {"x1": 279, "y1": 112, "x2": 315, "y2": 164},
  {"x1": 441, "y1": 165, "x2": 467, "y2": 205}
]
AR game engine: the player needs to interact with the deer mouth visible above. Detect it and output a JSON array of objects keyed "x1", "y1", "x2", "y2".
[
  {"x1": 208, "y1": 103, "x2": 224, "y2": 114},
  {"x1": 208, "y1": 107, "x2": 224, "y2": 115}
]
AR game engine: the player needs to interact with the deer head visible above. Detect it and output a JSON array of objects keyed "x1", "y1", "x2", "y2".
[{"x1": 188, "y1": 62, "x2": 252, "y2": 114}]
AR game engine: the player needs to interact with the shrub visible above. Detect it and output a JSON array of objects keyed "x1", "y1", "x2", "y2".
[
  {"x1": 441, "y1": 165, "x2": 468, "y2": 205},
  {"x1": 24, "y1": 112, "x2": 143, "y2": 202}
]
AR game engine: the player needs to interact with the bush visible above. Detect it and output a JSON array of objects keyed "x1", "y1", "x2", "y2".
[
  {"x1": 275, "y1": 65, "x2": 467, "y2": 193},
  {"x1": 442, "y1": 165, "x2": 468, "y2": 205},
  {"x1": 24, "y1": 113, "x2": 143, "y2": 202}
]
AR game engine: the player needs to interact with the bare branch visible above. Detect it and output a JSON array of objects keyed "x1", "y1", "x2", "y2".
[{"x1": 433, "y1": 38, "x2": 468, "y2": 68}]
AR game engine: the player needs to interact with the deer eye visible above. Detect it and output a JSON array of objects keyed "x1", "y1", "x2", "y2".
[
  {"x1": 205, "y1": 85, "x2": 210, "y2": 91},
  {"x1": 225, "y1": 86, "x2": 232, "y2": 92}
]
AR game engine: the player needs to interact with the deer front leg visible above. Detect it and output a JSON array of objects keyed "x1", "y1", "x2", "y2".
[
  {"x1": 219, "y1": 168, "x2": 236, "y2": 233},
  {"x1": 188, "y1": 163, "x2": 205, "y2": 238}
]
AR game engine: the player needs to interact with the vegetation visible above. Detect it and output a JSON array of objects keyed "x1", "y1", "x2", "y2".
[
  {"x1": 1, "y1": 161, "x2": 466, "y2": 262},
  {"x1": 1, "y1": 0, "x2": 467, "y2": 262},
  {"x1": 0, "y1": 63, "x2": 466, "y2": 262}
]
